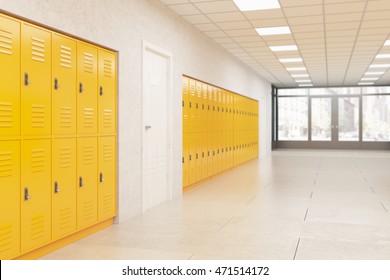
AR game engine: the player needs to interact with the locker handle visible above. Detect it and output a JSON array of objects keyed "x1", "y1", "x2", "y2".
[
  {"x1": 202, "y1": 152, "x2": 204, "y2": 158},
  {"x1": 79, "y1": 82, "x2": 84, "y2": 93},
  {"x1": 182, "y1": 101, "x2": 184, "y2": 107},
  {"x1": 100, "y1": 172, "x2": 104, "y2": 183},
  {"x1": 100, "y1": 86, "x2": 104, "y2": 96},
  {"x1": 54, "y1": 78, "x2": 60, "y2": 90},
  {"x1": 189, "y1": 155, "x2": 192, "y2": 161},
  {"x1": 24, "y1": 187, "x2": 31, "y2": 201},
  {"x1": 24, "y1": 72, "x2": 30, "y2": 86},
  {"x1": 54, "y1": 181, "x2": 60, "y2": 193},
  {"x1": 79, "y1": 176, "x2": 84, "y2": 187},
  {"x1": 182, "y1": 157, "x2": 184, "y2": 163},
  {"x1": 196, "y1": 153, "x2": 198, "y2": 159}
]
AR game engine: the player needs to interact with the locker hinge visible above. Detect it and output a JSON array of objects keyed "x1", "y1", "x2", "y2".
[
  {"x1": 54, "y1": 78, "x2": 60, "y2": 90},
  {"x1": 54, "y1": 181, "x2": 60, "y2": 193},
  {"x1": 79, "y1": 82, "x2": 84, "y2": 93},
  {"x1": 99, "y1": 172, "x2": 104, "y2": 183},
  {"x1": 24, "y1": 187, "x2": 31, "y2": 201},
  {"x1": 100, "y1": 86, "x2": 104, "y2": 96},
  {"x1": 24, "y1": 72, "x2": 30, "y2": 86},
  {"x1": 79, "y1": 176, "x2": 84, "y2": 187}
]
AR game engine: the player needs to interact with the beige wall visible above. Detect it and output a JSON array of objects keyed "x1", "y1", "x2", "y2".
[{"x1": 0, "y1": 0, "x2": 272, "y2": 222}]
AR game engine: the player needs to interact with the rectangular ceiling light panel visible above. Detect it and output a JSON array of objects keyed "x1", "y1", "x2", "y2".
[
  {"x1": 376, "y1": 54, "x2": 390, "y2": 59},
  {"x1": 270, "y1": 45, "x2": 298, "y2": 52},
  {"x1": 233, "y1": 0, "x2": 280, "y2": 11},
  {"x1": 369, "y1": 64, "x2": 390, "y2": 68},
  {"x1": 279, "y1": 58, "x2": 303, "y2": 63},
  {"x1": 256, "y1": 26, "x2": 291, "y2": 36},
  {"x1": 287, "y1": 67, "x2": 306, "y2": 71}
]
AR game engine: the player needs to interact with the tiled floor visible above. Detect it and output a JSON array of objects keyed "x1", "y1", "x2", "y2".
[{"x1": 41, "y1": 150, "x2": 390, "y2": 260}]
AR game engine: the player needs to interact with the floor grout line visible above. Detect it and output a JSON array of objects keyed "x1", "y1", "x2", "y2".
[
  {"x1": 293, "y1": 238, "x2": 301, "y2": 260},
  {"x1": 217, "y1": 217, "x2": 234, "y2": 232},
  {"x1": 381, "y1": 202, "x2": 388, "y2": 213},
  {"x1": 187, "y1": 253, "x2": 195, "y2": 260},
  {"x1": 310, "y1": 191, "x2": 313, "y2": 199},
  {"x1": 370, "y1": 186, "x2": 376, "y2": 194},
  {"x1": 246, "y1": 195, "x2": 256, "y2": 205},
  {"x1": 304, "y1": 208, "x2": 309, "y2": 222}
]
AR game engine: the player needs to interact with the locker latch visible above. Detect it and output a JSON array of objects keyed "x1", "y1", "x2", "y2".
[
  {"x1": 24, "y1": 72, "x2": 30, "y2": 86},
  {"x1": 54, "y1": 181, "x2": 60, "y2": 193},
  {"x1": 182, "y1": 157, "x2": 184, "y2": 163},
  {"x1": 99, "y1": 172, "x2": 104, "y2": 183},
  {"x1": 202, "y1": 152, "x2": 204, "y2": 158},
  {"x1": 189, "y1": 155, "x2": 192, "y2": 161},
  {"x1": 24, "y1": 187, "x2": 31, "y2": 201},
  {"x1": 196, "y1": 153, "x2": 198, "y2": 159},
  {"x1": 54, "y1": 78, "x2": 60, "y2": 90},
  {"x1": 182, "y1": 101, "x2": 184, "y2": 107},
  {"x1": 79, "y1": 82, "x2": 84, "y2": 93},
  {"x1": 79, "y1": 176, "x2": 84, "y2": 187},
  {"x1": 100, "y1": 86, "x2": 104, "y2": 96}
]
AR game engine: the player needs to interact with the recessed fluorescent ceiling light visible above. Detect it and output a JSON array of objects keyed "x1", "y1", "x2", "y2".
[
  {"x1": 279, "y1": 58, "x2": 303, "y2": 63},
  {"x1": 299, "y1": 84, "x2": 313, "y2": 87},
  {"x1": 369, "y1": 64, "x2": 390, "y2": 68},
  {"x1": 365, "y1": 72, "x2": 385, "y2": 75},
  {"x1": 296, "y1": 79, "x2": 311, "y2": 83},
  {"x1": 270, "y1": 45, "x2": 298, "y2": 52},
  {"x1": 384, "y1": 40, "x2": 390, "y2": 46},
  {"x1": 286, "y1": 67, "x2": 306, "y2": 71},
  {"x1": 256, "y1": 26, "x2": 291, "y2": 36},
  {"x1": 358, "y1": 82, "x2": 374, "y2": 85},
  {"x1": 291, "y1": 74, "x2": 309, "y2": 77},
  {"x1": 361, "y1": 77, "x2": 378, "y2": 81},
  {"x1": 233, "y1": 0, "x2": 280, "y2": 11},
  {"x1": 376, "y1": 54, "x2": 390, "y2": 59}
]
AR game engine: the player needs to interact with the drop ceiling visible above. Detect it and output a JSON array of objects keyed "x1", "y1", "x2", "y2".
[{"x1": 160, "y1": 0, "x2": 390, "y2": 88}]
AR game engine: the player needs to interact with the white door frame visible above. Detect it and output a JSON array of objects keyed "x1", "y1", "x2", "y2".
[{"x1": 141, "y1": 40, "x2": 173, "y2": 212}]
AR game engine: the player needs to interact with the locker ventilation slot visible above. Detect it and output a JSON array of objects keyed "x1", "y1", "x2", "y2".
[
  {"x1": 59, "y1": 207, "x2": 72, "y2": 230},
  {"x1": 83, "y1": 52, "x2": 94, "y2": 73},
  {"x1": 0, "y1": 151, "x2": 12, "y2": 178},
  {"x1": 103, "y1": 59, "x2": 112, "y2": 77},
  {"x1": 83, "y1": 108, "x2": 94, "y2": 128},
  {"x1": 83, "y1": 201, "x2": 94, "y2": 221},
  {"x1": 60, "y1": 45, "x2": 72, "y2": 68},
  {"x1": 31, "y1": 149, "x2": 45, "y2": 173},
  {"x1": 59, "y1": 147, "x2": 72, "y2": 168},
  {"x1": 31, "y1": 215, "x2": 45, "y2": 240},
  {"x1": 103, "y1": 143, "x2": 113, "y2": 162},
  {"x1": 83, "y1": 146, "x2": 94, "y2": 165},
  {"x1": 31, "y1": 104, "x2": 45, "y2": 128},
  {"x1": 60, "y1": 106, "x2": 72, "y2": 128},
  {"x1": 0, "y1": 102, "x2": 12, "y2": 128},
  {"x1": 103, "y1": 109, "x2": 112, "y2": 128},
  {"x1": 102, "y1": 194, "x2": 113, "y2": 213},
  {"x1": 0, "y1": 29, "x2": 12, "y2": 55},
  {"x1": 0, "y1": 224, "x2": 13, "y2": 253},
  {"x1": 31, "y1": 37, "x2": 45, "y2": 63}
]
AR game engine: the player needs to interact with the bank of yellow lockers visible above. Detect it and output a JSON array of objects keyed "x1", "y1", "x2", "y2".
[
  {"x1": 182, "y1": 76, "x2": 259, "y2": 190},
  {"x1": 0, "y1": 12, "x2": 117, "y2": 260}
]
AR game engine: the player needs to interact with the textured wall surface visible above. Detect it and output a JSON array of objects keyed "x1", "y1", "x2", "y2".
[{"x1": 0, "y1": 0, "x2": 272, "y2": 222}]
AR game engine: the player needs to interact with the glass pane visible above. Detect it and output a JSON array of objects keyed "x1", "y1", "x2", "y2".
[
  {"x1": 362, "y1": 86, "x2": 390, "y2": 94},
  {"x1": 338, "y1": 97, "x2": 359, "y2": 141},
  {"x1": 311, "y1": 98, "x2": 331, "y2": 141},
  {"x1": 363, "y1": 95, "x2": 390, "y2": 141},
  {"x1": 278, "y1": 97, "x2": 308, "y2": 140},
  {"x1": 310, "y1": 87, "x2": 361, "y2": 95},
  {"x1": 278, "y1": 88, "x2": 308, "y2": 96}
]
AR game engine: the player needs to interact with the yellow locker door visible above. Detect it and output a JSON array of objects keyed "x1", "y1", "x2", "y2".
[
  {"x1": 182, "y1": 77, "x2": 189, "y2": 134},
  {"x1": 182, "y1": 132, "x2": 189, "y2": 188},
  {"x1": 98, "y1": 49, "x2": 116, "y2": 134},
  {"x1": 52, "y1": 138, "x2": 76, "y2": 240},
  {"x1": 21, "y1": 24, "x2": 51, "y2": 136},
  {"x1": 77, "y1": 42, "x2": 98, "y2": 134},
  {"x1": 212, "y1": 87, "x2": 218, "y2": 133},
  {"x1": 201, "y1": 132, "x2": 208, "y2": 180},
  {"x1": 202, "y1": 83, "x2": 208, "y2": 133},
  {"x1": 221, "y1": 133, "x2": 226, "y2": 171},
  {"x1": 0, "y1": 15, "x2": 20, "y2": 137},
  {"x1": 98, "y1": 136, "x2": 116, "y2": 221},
  {"x1": 0, "y1": 141, "x2": 20, "y2": 259},
  {"x1": 189, "y1": 79, "x2": 196, "y2": 133},
  {"x1": 52, "y1": 34, "x2": 77, "y2": 135},
  {"x1": 207, "y1": 132, "x2": 213, "y2": 177},
  {"x1": 207, "y1": 85, "x2": 213, "y2": 133},
  {"x1": 21, "y1": 139, "x2": 51, "y2": 252},
  {"x1": 212, "y1": 132, "x2": 218, "y2": 175},
  {"x1": 188, "y1": 133, "x2": 196, "y2": 185},
  {"x1": 77, "y1": 137, "x2": 98, "y2": 229},
  {"x1": 195, "y1": 81, "x2": 202, "y2": 133},
  {"x1": 195, "y1": 134, "x2": 202, "y2": 181}
]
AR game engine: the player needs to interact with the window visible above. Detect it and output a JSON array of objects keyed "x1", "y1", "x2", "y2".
[
  {"x1": 278, "y1": 97, "x2": 308, "y2": 140},
  {"x1": 363, "y1": 95, "x2": 390, "y2": 141}
]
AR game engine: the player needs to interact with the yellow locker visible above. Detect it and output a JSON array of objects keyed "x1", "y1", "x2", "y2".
[
  {"x1": 212, "y1": 132, "x2": 218, "y2": 175},
  {"x1": 52, "y1": 138, "x2": 76, "y2": 240},
  {"x1": 202, "y1": 83, "x2": 208, "y2": 133},
  {"x1": 221, "y1": 133, "x2": 226, "y2": 171},
  {"x1": 182, "y1": 132, "x2": 189, "y2": 188},
  {"x1": 212, "y1": 87, "x2": 218, "y2": 133},
  {"x1": 182, "y1": 77, "x2": 189, "y2": 134},
  {"x1": 188, "y1": 133, "x2": 196, "y2": 185},
  {"x1": 0, "y1": 15, "x2": 20, "y2": 137},
  {"x1": 98, "y1": 136, "x2": 116, "y2": 221},
  {"x1": 195, "y1": 81, "x2": 202, "y2": 133},
  {"x1": 195, "y1": 134, "x2": 202, "y2": 181},
  {"x1": 207, "y1": 132, "x2": 213, "y2": 177},
  {"x1": 21, "y1": 139, "x2": 51, "y2": 252},
  {"x1": 77, "y1": 137, "x2": 98, "y2": 229},
  {"x1": 98, "y1": 49, "x2": 116, "y2": 134},
  {"x1": 207, "y1": 85, "x2": 213, "y2": 133},
  {"x1": 21, "y1": 24, "x2": 51, "y2": 136},
  {"x1": 77, "y1": 42, "x2": 98, "y2": 134},
  {"x1": 0, "y1": 141, "x2": 20, "y2": 259},
  {"x1": 189, "y1": 79, "x2": 196, "y2": 133},
  {"x1": 201, "y1": 132, "x2": 208, "y2": 180},
  {"x1": 52, "y1": 34, "x2": 77, "y2": 135}
]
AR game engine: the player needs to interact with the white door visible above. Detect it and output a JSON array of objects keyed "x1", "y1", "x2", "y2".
[{"x1": 142, "y1": 42, "x2": 172, "y2": 212}]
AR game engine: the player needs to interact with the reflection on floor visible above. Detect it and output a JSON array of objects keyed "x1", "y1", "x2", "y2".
[{"x1": 41, "y1": 150, "x2": 390, "y2": 260}]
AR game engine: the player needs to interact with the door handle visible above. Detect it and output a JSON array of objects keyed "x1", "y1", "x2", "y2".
[
  {"x1": 99, "y1": 172, "x2": 104, "y2": 183},
  {"x1": 79, "y1": 176, "x2": 84, "y2": 187},
  {"x1": 79, "y1": 82, "x2": 84, "y2": 93},
  {"x1": 24, "y1": 72, "x2": 30, "y2": 86},
  {"x1": 100, "y1": 86, "x2": 104, "y2": 96},
  {"x1": 54, "y1": 181, "x2": 60, "y2": 193},
  {"x1": 54, "y1": 78, "x2": 60, "y2": 90},
  {"x1": 24, "y1": 187, "x2": 31, "y2": 201}
]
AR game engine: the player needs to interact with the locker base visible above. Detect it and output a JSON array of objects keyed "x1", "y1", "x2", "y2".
[
  {"x1": 183, "y1": 157, "x2": 258, "y2": 192},
  {"x1": 13, "y1": 218, "x2": 114, "y2": 260}
]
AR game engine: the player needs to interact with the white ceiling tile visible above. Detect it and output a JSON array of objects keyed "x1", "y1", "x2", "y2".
[
  {"x1": 325, "y1": 12, "x2": 363, "y2": 23},
  {"x1": 232, "y1": 36, "x2": 263, "y2": 43},
  {"x1": 204, "y1": 30, "x2": 227, "y2": 38},
  {"x1": 288, "y1": 15, "x2": 324, "y2": 26},
  {"x1": 363, "y1": 10, "x2": 390, "y2": 21},
  {"x1": 326, "y1": 21, "x2": 360, "y2": 31},
  {"x1": 361, "y1": 19, "x2": 390, "y2": 29},
  {"x1": 294, "y1": 32, "x2": 325, "y2": 39},
  {"x1": 291, "y1": 24, "x2": 324, "y2": 33},
  {"x1": 207, "y1": 12, "x2": 246, "y2": 22},
  {"x1": 194, "y1": 23, "x2": 220, "y2": 31},
  {"x1": 216, "y1": 21, "x2": 252, "y2": 30},
  {"x1": 250, "y1": 18, "x2": 288, "y2": 28},
  {"x1": 168, "y1": 3, "x2": 200, "y2": 15},
  {"x1": 213, "y1": 37, "x2": 235, "y2": 43},
  {"x1": 284, "y1": 5, "x2": 323, "y2": 17},
  {"x1": 194, "y1": 1, "x2": 238, "y2": 13},
  {"x1": 182, "y1": 14, "x2": 210, "y2": 24},
  {"x1": 243, "y1": 9, "x2": 285, "y2": 20},
  {"x1": 366, "y1": 0, "x2": 390, "y2": 11},
  {"x1": 224, "y1": 29, "x2": 258, "y2": 37},
  {"x1": 325, "y1": 2, "x2": 366, "y2": 14},
  {"x1": 279, "y1": 0, "x2": 322, "y2": 7},
  {"x1": 161, "y1": 0, "x2": 189, "y2": 4}
]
